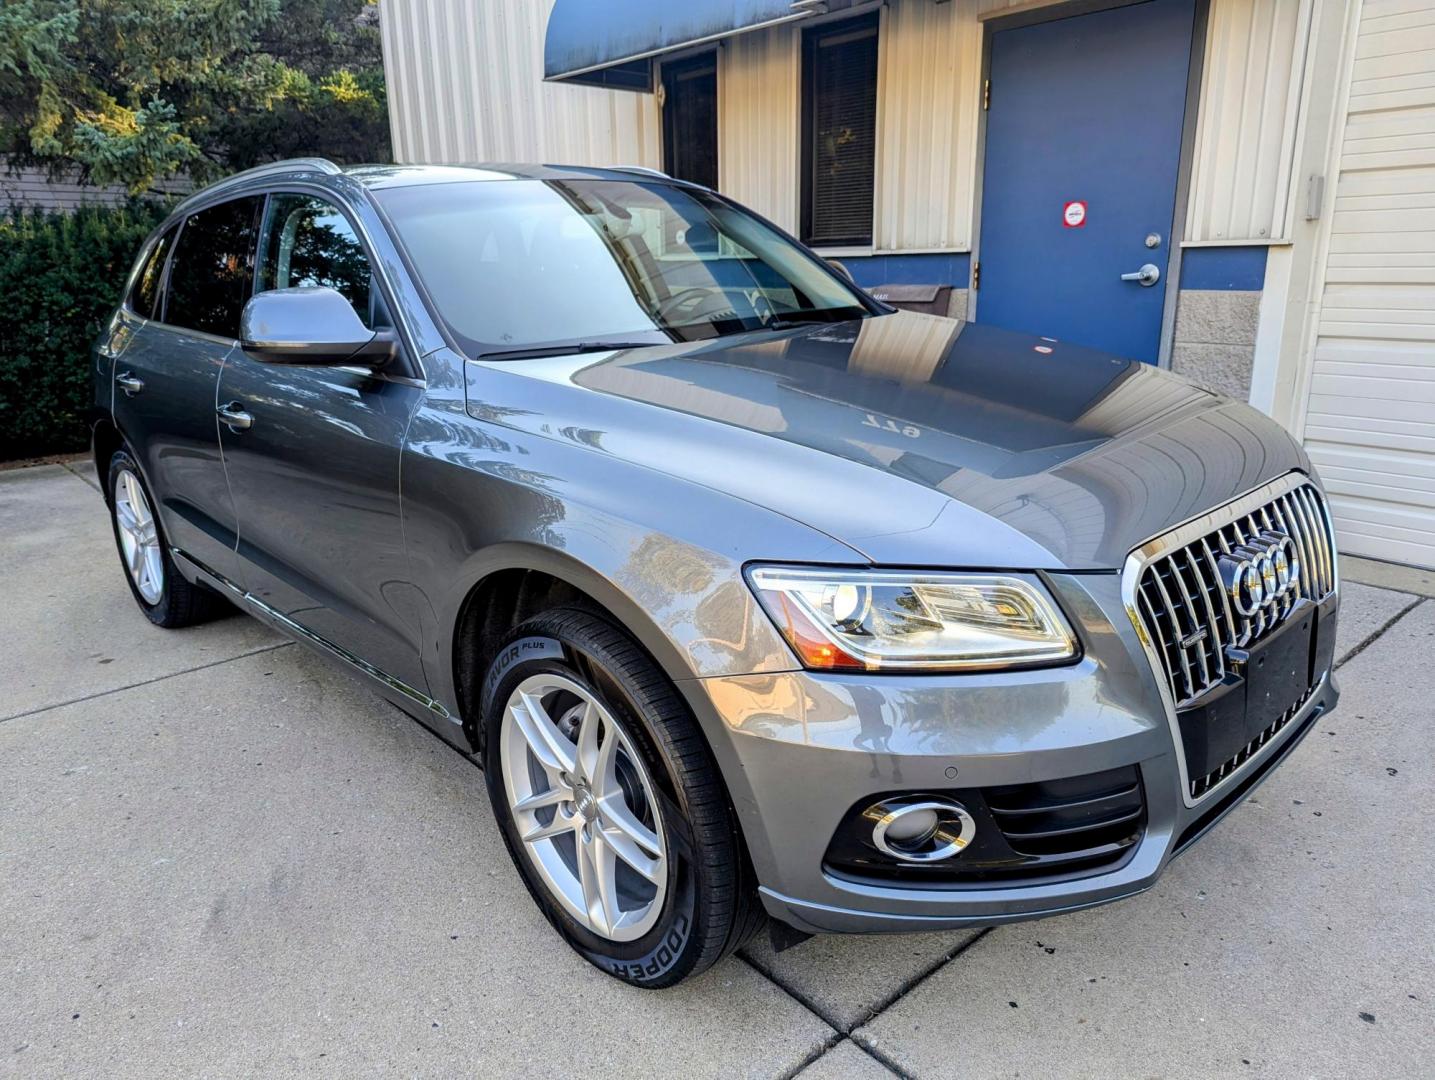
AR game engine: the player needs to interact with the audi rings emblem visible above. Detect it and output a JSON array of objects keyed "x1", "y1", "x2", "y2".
[{"x1": 1217, "y1": 530, "x2": 1301, "y2": 617}]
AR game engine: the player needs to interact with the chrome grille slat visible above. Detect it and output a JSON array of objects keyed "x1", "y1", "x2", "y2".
[
  {"x1": 1184, "y1": 546, "x2": 1225, "y2": 681},
  {"x1": 1165, "y1": 555, "x2": 1211, "y2": 686},
  {"x1": 1148, "y1": 566, "x2": 1195, "y2": 700},
  {"x1": 1127, "y1": 478, "x2": 1338, "y2": 801},
  {"x1": 1287, "y1": 488, "x2": 1322, "y2": 596},
  {"x1": 1281, "y1": 493, "x2": 1318, "y2": 603},
  {"x1": 1298, "y1": 486, "x2": 1334, "y2": 596},
  {"x1": 1198, "y1": 537, "x2": 1240, "y2": 654}
]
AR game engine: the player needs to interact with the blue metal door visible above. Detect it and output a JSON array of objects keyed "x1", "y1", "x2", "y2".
[{"x1": 975, "y1": 0, "x2": 1196, "y2": 363}]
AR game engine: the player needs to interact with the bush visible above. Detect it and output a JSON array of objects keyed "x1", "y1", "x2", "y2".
[{"x1": 0, "y1": 200, "x2": 170, "y2": 460}]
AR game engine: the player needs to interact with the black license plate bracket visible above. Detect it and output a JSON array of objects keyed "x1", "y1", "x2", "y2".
[{"x1": 1176, "y1": 607, "x2": 1316, "y2": 781}]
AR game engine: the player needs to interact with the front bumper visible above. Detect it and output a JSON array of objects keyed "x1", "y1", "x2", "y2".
[{"x1": 680, "y1": 572, "x2": 1339, "y2": 934}]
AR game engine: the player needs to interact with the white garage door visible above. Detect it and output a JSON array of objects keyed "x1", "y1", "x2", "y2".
[{"x1": 1303, "y1": 0, "x2": 1435, "y2": 569}]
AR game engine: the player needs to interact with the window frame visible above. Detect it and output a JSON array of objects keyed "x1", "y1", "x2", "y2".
[
  {"x1": 158, "y1": 194, "x2": 266, "y2": 343},
  {"x1": 256, "y1": 190, "x2": 380, "y2": 331},
  {"x1": 137, "y1": 183, "x2": 420, "y2": 380},
  {"x1": 254, "y1": 186, "x2": 420, "y2": 381},
  {"x1": 124, "y1": 224, "x2": 180, "y2": 321},
  {"x1": 800, "y1": 11, "x2": 881, "y2": 250}
]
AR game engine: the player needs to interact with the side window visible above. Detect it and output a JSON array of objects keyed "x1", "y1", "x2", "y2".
[
  {"x1": 165, "y1": 196, "x2": 263, "y2": 338},
  {"x1": 258, "y1": 194, "x2": 373, "y2": 328},
  {"x1": 129, "y1": 225, "x2": 177, "y2": 319}
]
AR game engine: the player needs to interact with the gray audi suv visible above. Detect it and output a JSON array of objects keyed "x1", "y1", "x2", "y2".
[{"x1": 90, "y1": 159, "x2": 1340, "y2": 987}]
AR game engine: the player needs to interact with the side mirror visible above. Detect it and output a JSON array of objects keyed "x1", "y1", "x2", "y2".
[
  {"x1": 240, "y1": 286, "x2": 395, "y2": 367},
  {"x1": 825, "y1": 258, "x2": 855, "y2": 283}
]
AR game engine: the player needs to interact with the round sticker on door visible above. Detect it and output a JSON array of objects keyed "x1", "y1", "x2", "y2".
[{"x1": 1063, "y1": 201, "x2": 1087, "y2": 228}]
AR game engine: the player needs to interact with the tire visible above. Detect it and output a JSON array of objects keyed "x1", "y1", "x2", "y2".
[
  {"x1": 107, "y1": 449, "x2": 228, "y2": 628},
  {"x1": 480, "y1": 608, "x2": 764, "y2": 987}
]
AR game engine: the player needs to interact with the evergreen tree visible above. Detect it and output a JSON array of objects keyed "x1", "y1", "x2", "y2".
[{"x1": 0, "y1": 0, "x2": 389, "y2": 193}]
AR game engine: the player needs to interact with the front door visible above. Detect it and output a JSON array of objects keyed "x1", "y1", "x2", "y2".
[
  {"x1": 217, "y1": 192, "x2": 427, "y2": 690},
  {"x1": 974, "y1": 0, "x2": 1196, "y2": 363}
]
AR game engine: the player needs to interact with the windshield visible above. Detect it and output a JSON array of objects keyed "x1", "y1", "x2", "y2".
[{"x1": 372, "y1": 178, "x2": 873, "y2": 357}]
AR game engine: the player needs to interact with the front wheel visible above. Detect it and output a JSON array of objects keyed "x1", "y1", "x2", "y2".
[
  {"x1": 107, "y1": 449, "x2": 227, "y2": 628},
  {"x1": 481, "y1": 609, "x2": 762, "y2": 987}
]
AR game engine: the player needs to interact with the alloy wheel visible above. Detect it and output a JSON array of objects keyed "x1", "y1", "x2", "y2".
[
  {"x1": 114, "y1": 468, "x2": 164, "y2": 605},
  {"x1": 500, "y1": 672, "x2": 667, "y2": 942}
]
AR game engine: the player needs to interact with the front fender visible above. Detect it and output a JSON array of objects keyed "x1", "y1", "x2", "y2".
[{"x1": 399, "y1": 389, "x2": 861, "y2": 721}]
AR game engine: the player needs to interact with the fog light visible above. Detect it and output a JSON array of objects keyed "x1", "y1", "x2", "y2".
[{"x1": 865, "y1": 798, "x2": 976, "y2": 863}]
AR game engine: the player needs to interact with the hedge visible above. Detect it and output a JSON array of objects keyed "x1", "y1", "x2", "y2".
[{"x1": 0, "y1": 201, "x2": 171, "y2": 461}]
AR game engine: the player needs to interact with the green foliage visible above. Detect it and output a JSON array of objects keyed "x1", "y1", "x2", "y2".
[
  {"x1": 0, "y1": 0, "x2": 388, "y2": 192},
  {"x1": 0, "y1": 201, "x2": 170, "y2": 459}
]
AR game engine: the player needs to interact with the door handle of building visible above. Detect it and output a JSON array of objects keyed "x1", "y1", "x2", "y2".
[
  {"x1": 216, "y1": 402, "x2": 253, "y2": 431},
  {"x1": 1121, "y1": 263, "x2": 1161, "y2": 287},
  {"x1": 116, "y1": 372, "x2": 145, "y2": 396}
]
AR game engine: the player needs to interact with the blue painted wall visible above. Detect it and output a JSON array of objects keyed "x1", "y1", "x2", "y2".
[
  {"x1": 1178, "y1": 245, "x2": 1268, "y2": 290},
  {"x1": 830, "y1": 246, "x2": 1266, "y2": 297},
  {"x1": 839, "y1": 252, "x2": 971, "y2": 290}
]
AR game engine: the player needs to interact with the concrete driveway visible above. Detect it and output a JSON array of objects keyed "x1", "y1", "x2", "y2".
[{"x1": 3, "y1": 461, "x2": 1431, "y2": 1078}]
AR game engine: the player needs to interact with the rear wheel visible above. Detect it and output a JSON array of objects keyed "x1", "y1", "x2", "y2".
[
  {"x1": 481, "y1": 608, "x2": 762, "y2": 987},
  {"x1": 107, "y1": 449, "x2": 227, "y2": 628}
]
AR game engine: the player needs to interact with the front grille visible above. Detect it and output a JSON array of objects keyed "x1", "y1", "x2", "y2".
[
  {"x1": 1128, "y1": 476, "x2": 1338, "y2": 801},
  {"x1": 1133, "y1": 480, "x2": 1336, "y2": 708}
]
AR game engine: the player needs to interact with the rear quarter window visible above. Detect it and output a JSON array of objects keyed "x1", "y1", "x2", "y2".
[{"x1": 128, "y1": 226, "x2": 177, "y2": 319}]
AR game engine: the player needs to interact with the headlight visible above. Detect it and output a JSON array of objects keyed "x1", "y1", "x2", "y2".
[{"x1": 746, "y1": 566, "x2": 1078, "y2": 672}]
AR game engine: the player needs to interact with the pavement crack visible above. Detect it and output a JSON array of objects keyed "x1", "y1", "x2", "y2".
[
  {"x1": 849, "y1": 926, "x2": 995, "y2": 1033},
  {"x1": 775, "y1": 1029, "x2": 846, "y2": 1080},
  {"x1": 0, "y1": 641, "x2": 295, "y2": 725},
  {"x1": 740, "y1": 925, "x2": 994, "y2": 1045},
  {"x1": 851, "y1": 1032, "x2": 915, "y2": 1079},
  {"x1": 736, "y1": 950, "x2": 844, "y2": 1033},
  {"x1": 1335, "y1": 597, "x2": 1425, "y2": 672}
]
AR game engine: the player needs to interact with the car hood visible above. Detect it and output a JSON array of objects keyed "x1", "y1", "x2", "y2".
[{"x1": 464, "y1": 312, "x2": 1309, "y2": 570}]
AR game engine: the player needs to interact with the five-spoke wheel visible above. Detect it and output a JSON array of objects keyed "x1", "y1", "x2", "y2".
[
  {"x1": 501, "y1": 672, "x2": 667, "y2": 941},
  {"x1": 113, "y1": 466, "x2": 164, "y2": 605},
  {"x1": 106, "y1": 448, "x2": 226, "y2": 628},
  {"x1": 482, "y1": 610, "x2": 762, "y2": 987}
]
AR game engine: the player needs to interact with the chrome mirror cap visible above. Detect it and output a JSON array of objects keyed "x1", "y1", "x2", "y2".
[{"x1": 240, "y1": 286, "x2": 394, "y2": 367}]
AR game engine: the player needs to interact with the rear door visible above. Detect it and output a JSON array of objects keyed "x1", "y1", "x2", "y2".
[
  {"x1": 216, "y1": 191, "x2": 427, "y2": 690},
  {"x1": 111, "y1": 196, "x2": 263, "y2": 585}
]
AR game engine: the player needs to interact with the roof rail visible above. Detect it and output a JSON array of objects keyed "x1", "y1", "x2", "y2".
[
  {"x1": 177, "y1": 157, "x2": 343, "y2": 204},
  {"x1": 608, "y1": 165, "x2": 670, "y2": 179}
]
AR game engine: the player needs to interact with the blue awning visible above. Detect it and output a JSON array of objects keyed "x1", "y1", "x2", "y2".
[{"x1": 544, "y1": 0, "x2": 816, "y2": 90}]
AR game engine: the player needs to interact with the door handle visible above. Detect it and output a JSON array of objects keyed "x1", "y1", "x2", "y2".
[
  {"x1": 216, "y1": 401, "x2": 254, "y2": 431},
  {"x1": 116, "y1": 372, "x2": 145, "y2": 396},
  {"x1": 1121, "y1": 263, "x2": 1161, "y2": 287}
]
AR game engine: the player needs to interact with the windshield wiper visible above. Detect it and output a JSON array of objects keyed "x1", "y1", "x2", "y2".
[
  {"x1": 764, "y1": 303, "x2": 873, "y2": 329},
  {"x1": 477, "y1": 341, "x2": 663, "y2": 362}
]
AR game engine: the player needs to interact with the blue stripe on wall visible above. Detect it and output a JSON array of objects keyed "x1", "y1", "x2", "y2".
[
  {"x1": 837, "y1": 252, "x2": 972, "y2": 290},
  {"x1": 1178, "y1": 245, "x2": 1268, "y2": 291},
  {"x1": 832, "y1": 248, "x2": 1265, "y2": 293}
]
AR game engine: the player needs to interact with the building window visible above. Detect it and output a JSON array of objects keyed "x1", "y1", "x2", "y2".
[
  {"x1": 802, "y1": 12, "x2": 879, "y2": 248},
  {"x1": 661, "y1": 52, "x2": 718, "y2": 189}
]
